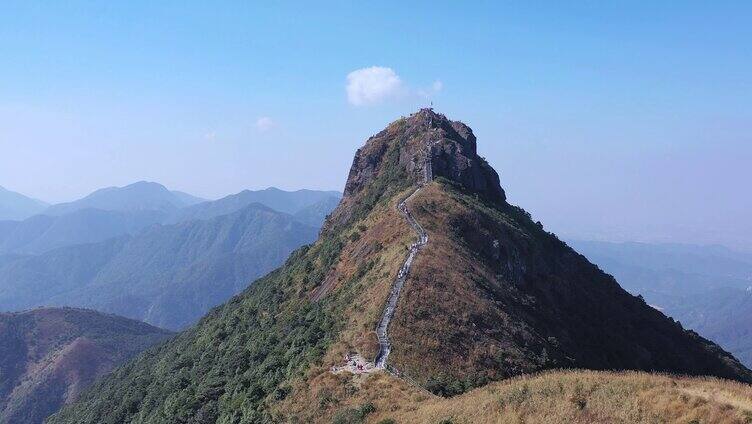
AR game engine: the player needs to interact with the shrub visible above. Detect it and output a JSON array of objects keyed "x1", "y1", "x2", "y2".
[{"x1": 331, "y1": 402, "x2": 375, "y2": 424}]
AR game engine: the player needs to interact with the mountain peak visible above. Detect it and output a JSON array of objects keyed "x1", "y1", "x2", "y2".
[
  {"x1": 344, "y1": 109, "x2": 504, "y2": 202},
  {"x1": 0, "y1": 186, "x2": 48, "y2": 220},
  {"x1": 329, "y1": 109, "x2": 505, "y2": 232},
  {"x1": 43, "y1": 181, "x2": 196, "y2": 215},
  {"x1": 125, "y1": 180, "x2": 168, "y2": 190}
]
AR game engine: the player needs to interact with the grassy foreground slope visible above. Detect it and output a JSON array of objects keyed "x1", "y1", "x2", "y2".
[
  {"x1": 298, "y1": 370, "x2": 752, "y2": 424},
  {"x1": 404, "y1": 370, "x2": 752, "y2": 423}
]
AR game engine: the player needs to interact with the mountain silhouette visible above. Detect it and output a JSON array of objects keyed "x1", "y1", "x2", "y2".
[
  {"x1": 43, "y1": 181, "x2": 203, "y2": 216},
  {"x1": 0, "y1": 204, "x2": 318, "y2": 330},
  {"x1": 0, "y1": 186, "x2": 47, "y2": 221}
]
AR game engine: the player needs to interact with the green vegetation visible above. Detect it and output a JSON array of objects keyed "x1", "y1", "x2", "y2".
[
  {"x1": 331, "y1": 402, "x2": 376, "y2": 424},
  {"x1": 49, "y1": 239, "x2": 344, "y2": 423},
  {"x1": 425, "y1": 373, "x2": 490, "y2": 397},
  {"x1": 48, "y1": 131, "x2": 407, "y2": 422}
]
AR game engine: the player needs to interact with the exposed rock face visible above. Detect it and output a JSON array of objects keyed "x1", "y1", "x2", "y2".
[
  {"x1": 329, "y1": 108, "x2": 505, "y2": 232},
  {"x1": 425, "y1": 111, "x2": 505, "y2": 203},
  {"x1": 343, "y1": 109, "x2": 504, "y2": 203}
]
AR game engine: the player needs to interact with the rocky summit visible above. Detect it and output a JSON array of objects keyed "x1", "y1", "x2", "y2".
[
  {"x1": 48, "y1": 110, "x2": 752, "y2": 423},
  {"x1": 343, "y1": 109, "x2": 503, "y2": 201}
]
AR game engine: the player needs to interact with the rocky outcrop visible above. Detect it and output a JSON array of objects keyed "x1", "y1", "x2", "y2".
[
  {"x1": 328, "y1": 109, "x2": 505, "y2": 233},
  {"x1": 343, "y1": 109, "x2": 505, "y2": 203}
]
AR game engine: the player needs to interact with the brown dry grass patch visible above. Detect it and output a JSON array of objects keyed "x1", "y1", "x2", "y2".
[
  {"x1": 392, "y1": 370, "x2": 752, "y2": 424},
  {"x1": 274, "y1": 370, "x2": 752, "y2": 423}
]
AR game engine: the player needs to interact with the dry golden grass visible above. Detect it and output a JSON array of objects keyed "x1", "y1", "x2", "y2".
[
  {"x1": 390, "y1": 370, "x2": 752, "y2": 424},
  {"x1": 273, "y1": 369, "x2": 752, "y2": 423},
  {"x1": 274, "y1": 189, "x2": 420, "y2": 419},
  {"x1": 319, "y1": 188, "x2": 417, "y2": 360},
  {"x1": 274, "y1": 183, "x2": 752, "y2": 423},
  {"x1": 388, "y1": 182, "x2": 545, "y2": 385}
]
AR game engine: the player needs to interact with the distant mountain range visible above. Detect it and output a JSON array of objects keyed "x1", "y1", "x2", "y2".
[
  {"x1": 571, "y1": 240, "x2": 752, "y2": 367},
  {"x1": 0, "y1": 204, "x2": 321, "y2": 330},
  {"x1": 0, "y1": 182, "x2": 341, "y2": 329},
  {"x1": 0, "y1": 307, "x2": 170, "y2": 424},
  {"x1": 42, "y1": 181, "x2": 205, "y2": 216},
  {"x1": 0, "y1": 209, "x2": 167, "y2": 255},
  {"x1": 0, "y1": 182, "x2": 340, "y2": 256},
  {"x1": 0, "y1": 186, "x2": 48, "y2": 221},
  {"x1": 0, "y1": 181, "x2": 341, "y2": 420},
  {"x1": 170, "y1": 187, "x2": 341, "y2": 228}
]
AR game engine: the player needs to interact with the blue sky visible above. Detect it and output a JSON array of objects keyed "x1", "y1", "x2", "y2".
[{"x1": 1, "y1": 1, "x2": 751, "y2": 250}]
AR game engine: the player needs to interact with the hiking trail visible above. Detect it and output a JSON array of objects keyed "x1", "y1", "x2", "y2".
[{"x1": 374, "y1": 130, "x2": 434, "y2": 370}]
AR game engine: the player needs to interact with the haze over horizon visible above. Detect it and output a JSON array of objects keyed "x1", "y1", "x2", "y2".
[{"x1": 2, "y1": 1, "x2": 750, "y2": 251}]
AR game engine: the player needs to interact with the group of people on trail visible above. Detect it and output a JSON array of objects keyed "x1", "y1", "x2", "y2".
[{"x1": 343, "y1": 354, "x2": 365, "y2": 371}]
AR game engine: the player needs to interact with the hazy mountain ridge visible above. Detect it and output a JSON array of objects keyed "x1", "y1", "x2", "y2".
[
  {"x1": 572, "y1": 240, "x2": 752, "y2": 367},
  {"x1": 172, "y1": 187, "x2": 341, "y2": 224},
  {"x1": 571, "y1": 241, "x2": 752, "y2": 284},
  {"x1": 0, "y1": 208, "x2": 167, "y2": 255},
  {"x1": 292, "y1": 195, "x2": 342, "y2": 228},
  {"x1": 0, "y1": 204, "x2": 319, "y2": 330},
  {"x1": 42, "y1": 181, "x2": 200, "y2": 216},
  {"x1": 0, "y1": 185, "x2": 340, "y2": 257},
  {"x1": 0, "y1": 186, "x2": 48, "y2": 221},
  {"x1": 0, "y1": 307, "x2": 171, "y2": 424},
  {"x1": 169, "y1": 190, "x2": 207, "y2": 207},
  {"x1": 666, "y1": 287, "x2": 752, "y2": 367},
  {"x1": 0, "y1": 181, "x2": 192, "y2": 256},
  {"x1": 48, "y1": 110, "x2": 752, "y2": 423}
]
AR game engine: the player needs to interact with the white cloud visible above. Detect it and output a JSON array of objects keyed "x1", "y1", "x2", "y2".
[
  {"x1": 203, "y1": 131, "x2": 217, "y2": 141},
  {"x1": 345, "y1": 68, "x2": 443, "y2": 106},
  {"x1": 346, "y1": 66, "x2": 403, "y2": 106},
  {"x1": 255, "y1": 116, "x2": 275, "y2": 132},
  {"x1": 418, "y1": 79, "x2": 443, "y2": 100}
]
